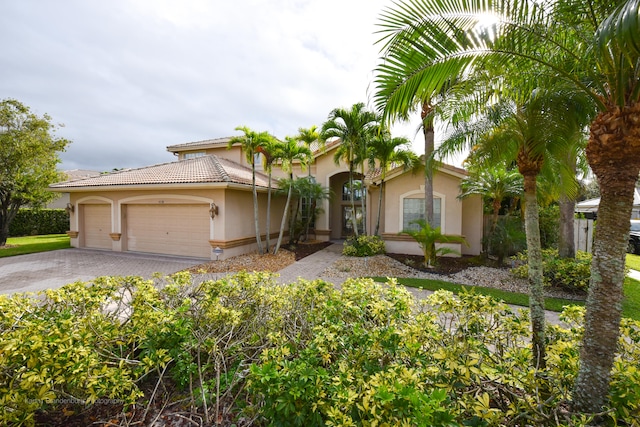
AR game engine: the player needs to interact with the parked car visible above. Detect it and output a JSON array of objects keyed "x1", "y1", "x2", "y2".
[{"x1": 628, "y1": 220, "x2": 640, "y2": 254}]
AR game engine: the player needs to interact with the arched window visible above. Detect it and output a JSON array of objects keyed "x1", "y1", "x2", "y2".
[
  {"x1": 402, "y1": 197, "x2": 442, "y2": 231},
  {"x1": 342, "y1": 180, "x2": 363, "y2": 201}
]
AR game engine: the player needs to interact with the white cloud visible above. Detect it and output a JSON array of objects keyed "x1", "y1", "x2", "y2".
[{"x1": 0, "y1": 0, "x2": 442, "y2": 172}]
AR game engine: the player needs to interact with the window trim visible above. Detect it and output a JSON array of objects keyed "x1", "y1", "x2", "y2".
[
  {"x1": 183, "y1": 151, "x2": 206, "y2": 160},
  {"x1": 399, "y1": 188, "x2": 446, "y2": 232}
]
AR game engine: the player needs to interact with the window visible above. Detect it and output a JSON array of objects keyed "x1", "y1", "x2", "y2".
[
  {"x1": 342, "y1": 180, "x2": 363, "y2": 201},
  {"x1": 403, "y1": 197, "x2": 441, "y2": 231},
  {"x1": 184, "y1": 151, "x2": 206, "y2": 159}
]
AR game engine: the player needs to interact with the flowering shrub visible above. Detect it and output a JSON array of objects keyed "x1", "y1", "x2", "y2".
[{"x1": 342, "y1": 235, "x2": 386, "y2": 257}]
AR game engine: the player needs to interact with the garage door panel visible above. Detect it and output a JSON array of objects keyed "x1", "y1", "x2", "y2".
[
  {"x1": 126, "y1": 204, "x2": 210, "y2": 258},
  {"x1": 83, "y1": 204, "x2": 112, "y2": 249}
]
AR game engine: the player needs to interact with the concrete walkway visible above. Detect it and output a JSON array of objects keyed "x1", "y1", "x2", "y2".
[{"x1": 276, "y1": 242, "x2": 344, "y2": 285}]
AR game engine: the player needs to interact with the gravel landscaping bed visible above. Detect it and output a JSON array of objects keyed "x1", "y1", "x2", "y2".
[{"x1": 185, "y1": 244, "x2": 585, "y2": 301}]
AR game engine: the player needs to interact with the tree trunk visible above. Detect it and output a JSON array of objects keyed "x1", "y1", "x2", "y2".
[
  {"x1": 265, "y1": 171, "x2": 272, "y2": 253},
  {"x1": 349, "y1": 163, "x2": 359, "y2": 237},
  {"x1": 375, "y1": 179, "x2": 385, "y2": 236},
  {"x1": 522, "y1": 172, "x2": 546, "y2": 370},
  {"x1": 252, "y1": 166, "x2": 263, "y2": 255},
  {"x1": 0, "y1": 197, "x2": 20, "y2": 247},
  {"x1": 360, "y1": 166, "x2": 367, "y2": 235},
  {"x1": 573, "y1": 104, "x2": 640, "y2": 413},
  {"x1": 422, "y1": 102, "x2": 435, "y2": 226},
  {"x1": 558, "y1": 194, "x2": 575, "y2": 258},
  {"x1": 274, "y1": 176, "x2": 293, "y2": 255}
]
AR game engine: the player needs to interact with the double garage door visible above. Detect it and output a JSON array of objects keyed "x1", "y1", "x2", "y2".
[
  {"x1": 81, "y1": 203, "x2": 211, "y2": 258},
  {"x1": 126, "y1": 204, "x2": 211, "y2": 258}
]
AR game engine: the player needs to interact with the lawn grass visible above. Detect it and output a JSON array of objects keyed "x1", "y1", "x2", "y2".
[
  {"x1": 374, "y1": 275, "x2": 640, "y2": 321},
  {"x1": 626, "y1": 253, "x2": 640, "y2": 271},
  {"x1": 1, "y1": 234, "x2": 70, "y2": 257}
]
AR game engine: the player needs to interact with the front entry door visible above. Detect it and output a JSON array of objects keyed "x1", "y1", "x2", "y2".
[{"x1": 342, "y1": 206, "x2": 364, "y2": 237}]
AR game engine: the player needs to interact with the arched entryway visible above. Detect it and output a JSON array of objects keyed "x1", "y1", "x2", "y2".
[{"x1": 328, "y1": 172, "x2": 366, "y2": 239}]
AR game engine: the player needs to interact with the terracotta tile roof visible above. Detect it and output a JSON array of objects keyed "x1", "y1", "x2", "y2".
[{"x1": 50, "y1": 155, "x2": 268, "y2": 189}]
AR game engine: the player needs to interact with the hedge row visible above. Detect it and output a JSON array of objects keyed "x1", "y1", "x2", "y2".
[
  {"x1": 1, "y1": 273, "x2": 638, "y2": 426},
  {"x1": 8, "y1": 209, "x2": 69, "y2": 237}
]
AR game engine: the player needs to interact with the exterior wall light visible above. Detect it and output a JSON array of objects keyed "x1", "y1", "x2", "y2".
[
  {"x1": 65, "y1": 203, "x2": 75, "y2": 214},
  {"x1": 209, "y1": 202, "x2": 219, "y2": 219}
]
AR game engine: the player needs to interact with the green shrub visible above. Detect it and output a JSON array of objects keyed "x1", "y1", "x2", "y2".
[
  {"x1": 1, "y1": 274, "x2": 639, "y2": 426},
  {"x1": 538, "y1": 205, "x2": 560, "y2": 249},
  {"x1": 484, "y1": 216, "x2": 526, "y2": 264},
  {"x1": 8, "y1": 208, "x2": 69, "y2": 237},
  {"x1": 511, "y1": 249, "x2": 592, "y2": 292},
  {"x1": 342, "y1": 235, "x2": 386, "y2": 257}
]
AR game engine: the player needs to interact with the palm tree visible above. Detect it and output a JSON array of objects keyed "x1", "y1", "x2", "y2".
[
  {"x1": 441, "y1": 91, "x2": 571, "y2": 370},
  {"x1": 367, "y1": 131, "x2": 419, "y2": 235},
  {"x1": 295, "y1": 126, "x2": 322, "y2": 239},
  {"x1": 458, "y1": 163, "x2": 523, "y2": 236},
  {"x1": 320, "y1": 103, "x2": 379, "y2": 237},
  {"x1": 256, "y1": 136, "x2": 282, "y2": 254},
  {"x1": 229, "y1": 126, "x2": 274, "y2": 255},
  {"x1": 296, "y1": 126, "x2": 321, "y2": 178},
  {"x1": 401, "y1": 219, "x2": 467, "y2": 268},
  {"x1": 373, "y1": 0, "x2": 640, "y2": 412},
  {"x1": 273, "y1": 137, "x2": 311, "y2": 255}
]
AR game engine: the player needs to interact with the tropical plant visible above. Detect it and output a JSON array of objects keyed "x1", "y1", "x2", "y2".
[
  {"x1": 256, "y1": 136, "x2": 283, "y2": 253},
  {"x1": 401, "y1": 218, "x2": 467, "y2": 268},
  {"x1": 0, "y1": 99, "x2": 70, "y2": 246},
  {"x1": 228, "y1": 126, "x2": 275, "y2": 255},
  {"x1": 373, "y1": 0, "x2": 640, "y2": 410},
  {"x1": 367, "y1": 130, "x2": 420, "y2": 235},
  {"x1": 458, "y1": 163, "x2": 523, "y2": 235},
  {"x1": 321, "y1": 103, "x2": 379, "y2": 237},
  {"x1": 272, "y1": 137, "x2": 311, "y2": 254},
  {"x1": 295, "y1": 126, "x2": 322, "y2": 238}
]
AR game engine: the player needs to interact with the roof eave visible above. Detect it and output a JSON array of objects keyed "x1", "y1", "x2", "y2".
[{"x1": 48, "y1": 182, "x2": 262, "y2": 192}]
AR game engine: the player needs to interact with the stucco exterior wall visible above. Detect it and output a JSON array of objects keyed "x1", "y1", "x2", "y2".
[{"x1": 67, "y1": 187, "x2": 286, "y2": 260}]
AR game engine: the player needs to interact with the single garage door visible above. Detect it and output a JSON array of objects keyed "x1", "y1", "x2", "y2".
[
  {"x1": 126, "y1": 204, "x2": 211, "y2": 258},
  {"x1": 83, "y1": 204, "x2": 112, "y2": 249}
]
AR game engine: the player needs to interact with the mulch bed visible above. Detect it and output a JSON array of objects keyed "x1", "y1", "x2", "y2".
[{"x1": 386, "y1": 253, "x2": 498, "y2": 275}]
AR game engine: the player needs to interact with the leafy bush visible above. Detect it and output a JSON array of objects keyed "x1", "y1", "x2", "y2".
[
  {"x1": 511, "y1": 249, "x2": 593, "y2": 292},
  {"x1": 342, "y1": 234, "x2": 386, "y2": 257},
  {"x1": 8, "y1": 208, "x2": 69, "y2": 236},
  {"x1": 538, "y1": 204, "x2": 560, "y2": 249},
  {"x1": 401, "y1": 219, "x2": 467, "y2": 267},
  {"x1": 484, "y1": 216, "x2": 526, "y2": 264},
  {"x1": 1, "y1": 273, "x2": 639, "y2": 426}
]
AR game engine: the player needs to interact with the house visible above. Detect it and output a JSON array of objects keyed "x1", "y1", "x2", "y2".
[
  {"x1": 49, "y1": 137, "x2": 483, "y2": 260},
  {"x1": 43, "y1": 170, "x2": 102, "y2": 209},
  {"x1": 575, "y1": 188, "x2": 640, "y2": 219}
]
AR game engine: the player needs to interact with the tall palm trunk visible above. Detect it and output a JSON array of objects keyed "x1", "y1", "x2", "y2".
[
  {"x1": 265, "y1": 171, "x2": 272, "y2": 253},
  {"x1": 274, "y1": 174, "x2": 294, "y2": 255},
  {"x1": 518, "y1": 150, "x2": 546, "y2": 370},
  {"x1": 573, "y1": 104, "x2": 640, "y2": 413},
  {"x1": 558, "y1": 195, "x2": 575, "y2": 258},
  {"x1": 375, "y1": 179, "x2": 385, "y2": 236},
  {"x1": 422, "y1": 101, "x2": 435, "y2": 226},
  {"x1": 559, "y1": 152, "x2": 578, "y2": 258},
  {"x1": 252, "y1": 165, "x2": 263, "y2": 255},
  {"x1": 360, "y1": 164, "x2": 367, "y2": 235},
  {"x1": 522, "y1": 174, "x2": 546, "y2": 370},
  {"x1": 349, "y1": 162, "x2": 359, "y2": 237}
]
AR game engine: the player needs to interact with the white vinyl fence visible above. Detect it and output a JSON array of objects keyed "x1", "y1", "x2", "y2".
[{"x1": 574, "y1": 218, "x2": 594, "y2": 253}]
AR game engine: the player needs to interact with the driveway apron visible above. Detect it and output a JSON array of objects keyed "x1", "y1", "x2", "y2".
[{"x1": 0, "y1": 248, "x2": 206, "y2": 294}]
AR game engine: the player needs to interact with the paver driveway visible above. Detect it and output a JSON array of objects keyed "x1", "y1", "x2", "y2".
[{"x1": 0, "y1": 248, "x2": 206, "y2": 294}]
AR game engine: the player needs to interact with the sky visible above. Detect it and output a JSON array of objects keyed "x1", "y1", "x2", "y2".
[{"x1": 1, "y1": 0, "x2": 442, "y2": 173}]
